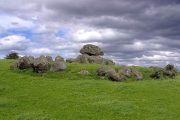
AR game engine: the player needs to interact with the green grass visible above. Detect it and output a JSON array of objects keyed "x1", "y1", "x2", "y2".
[{"x1": 0, "y1": 59, "x2": 180, "y2": 120}]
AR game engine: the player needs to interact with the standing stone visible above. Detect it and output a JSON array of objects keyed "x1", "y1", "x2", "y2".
[
  {"x1": 77, "y1": 54, "x2": 89, "y2": 64},
  {"x1": 119, "y1": 67, "x2": 143, "y2": 80},
  {"x1": 28, "y1": 56, "x2": 35, "y2": 65},
  {"x1": 133, "y1": 71, "x2": 143, "y2": 80},
  {"x1": 107, "y1": 70, "x2": 125, "y2": 82},
  {"x1": 32, "y1": 56, "x2": 49, "y2": 73},
  {"x1": 10, "y1": 62, "x2": 18, "y2": 70},
  {"x1": 163, "y1": 64, "x2": 177, "y2": 78},
  {"x1": 50, "y1": 62, "x2": 67, "y2": 72},
  {"x1": 17, "y1": 56, "x2": 31, "y2": 69},
  {"x1": 55, "y1": 56, "x2": 64, "y2": 62},
  {"x1": 96, "y1": 67, "x2": 108, "y2": 76},
  {"x1": 150, "y1": 71, "x2": 162, "y2": 79},
  {"x1": 119, "y1": 67, "x2": 133, "y2": 77},
  {"x1": 46, "y1": 56, "x2": 53, "y2": 63}
]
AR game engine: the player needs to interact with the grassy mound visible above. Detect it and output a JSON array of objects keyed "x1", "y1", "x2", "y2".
[{"x1": 0, "y1": 60, "x2": 180, "y2": 120}]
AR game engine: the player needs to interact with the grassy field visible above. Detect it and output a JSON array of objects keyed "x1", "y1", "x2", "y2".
[{"x1": 0, "y1": 59, "x2": 180, "y2": 120}]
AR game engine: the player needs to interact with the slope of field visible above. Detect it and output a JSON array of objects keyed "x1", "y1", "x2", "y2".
[{"x1": 0, "y1": 60, "x2": 180, "y2": 120}]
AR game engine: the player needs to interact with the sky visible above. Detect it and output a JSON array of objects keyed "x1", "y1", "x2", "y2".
[{"x1": 0, "y1": 0, "x2": 180, "y2": 67}]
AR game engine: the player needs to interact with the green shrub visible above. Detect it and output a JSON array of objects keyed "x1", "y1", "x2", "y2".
[{"x1": 5, "y1": 52, "x2": 19, "y2": 59}]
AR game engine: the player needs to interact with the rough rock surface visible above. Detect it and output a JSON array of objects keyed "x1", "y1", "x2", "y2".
[
  {"x1": 96, "y1": 67, "x2": 115, "y2": 76},
  {"x1": 163, "y1": 64, "x2": 177, "y2": 78},
  {"x1": 80, "y1": 44, "x2": 104, "y2": 56},
  {"x1": 28, "y1": 56, "x2": 35, "y2": 64},
  {"x1": 107, "y1": 70, "x2": 125, "y2": 81},
  {"x1": 17, "y1": 56, "x2": 31, "y2": 69},
  {"x1": 119, "y1": 67, "x2": 143, "y2": 80},
  {"x1": 150, "y1": 64, "x2": 177, "y2": 79},
  {"x1": 32, "y1": 56, "x2": 49, "y2": 73},
  {"x1": 50, "y1": 62, "x2": 66, "y2": 72},
  {"x1": 66, "y1": 44, "x2": 115, "y2": 65},
  {"x1": 96, "y1": 67, "x2": 124, "y2": 81},
  {"x1": 46, "y1": 56, "x2": 53, "y2": 63},
  {"x1": 78, "y1": 70, "x2": 90, "y2": 75},
  {"x1": 10, "y1": 62, "x2": 18, "y2": 70},
  {"x1": 77, "y1": 54, "x2": 115, "y2": 65},
  {"x1": 150, "y1": 71, "x2": 162, "y2": 79},
  {"x1": 55, "y1": 56, "x2": 64, "y2": 62}
]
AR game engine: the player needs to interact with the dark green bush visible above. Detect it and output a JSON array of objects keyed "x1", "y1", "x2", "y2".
[{"x1": 5, "y1": 52, "x2": 19, "y2": 59}]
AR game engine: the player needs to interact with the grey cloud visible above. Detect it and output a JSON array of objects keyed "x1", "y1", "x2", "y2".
[{"x1": 0, "y1": 0, "x2": 180, "y2": 67}]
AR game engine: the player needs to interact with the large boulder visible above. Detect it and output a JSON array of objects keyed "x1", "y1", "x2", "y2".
[
  {"x1": 46, "y1": 56, "x2": 53, "y2": 63},
  {"x1": 80, "y1": 44, "x2": 104, "y2": 56},
  {"x1": 50, "y1": 62, "x2": 66, "y2": 72},
  {"x1": 150, "y1": 71, "x2": 162, "y2": 79},
  {"x1": 133, "y1": 71, "x2": 143, "y2": 80},
  {"x1": 165, "y1": 64, "x2": 174, "y2": 70},
  {"x1": 96, "y1": 67, "x2": 125, "y2": 81},
  {"x1": 10, "y1": 56, "x2": 34, "y2": 70},
  {"x1": 119, "y1": 67, "x2": 143, "y2": 80},
  {"x1": 150, "y1": 64, "x2": 177, "y2": 79},
  {"x1": 103, "y1": 59, "x2": 115, "y2": 65},
  {"x1": 55, "y1": 56, "x2": 64, "y2": 62},
  {"x1": 96, "y1": 67, "x2": 115, "y2": 77},
  {"x1": 17, "y1": 56, "x2": 31, "y2": 69},
  {"x1": 107, "y1": 70, "x2": 125, "y2": 82},
  {"x1": 119, "y1": 67, "x2": 133, "y2": 77},
  {"x1": 77, "y1": 54, "x2": 89, "y2": 64},
  {"x1": 163, "y1": 64, "x2": 177, "y2": 78},
  {"x1": 78, "y1": 70, "x2": 90, "y2": 75},
  {"x1": 28, "y1": 56, "x2": 35, "y2": 64},
  {"x1": 77, "y1": 54, "x2": 115, "y2": 65},
  {"x1": 10, "y1": 61, "x2": 18, "y2": 70},
  {"x1": 32, "y1": 56, "x2": 49, "y2": 73},
  {"x1": 96, "y1": 67, "x2": 108, "y2": 76}
]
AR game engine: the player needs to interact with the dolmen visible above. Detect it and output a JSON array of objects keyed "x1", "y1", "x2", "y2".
[{"x1": 66, "y1": 44, "x2": 115, "y2": 65}]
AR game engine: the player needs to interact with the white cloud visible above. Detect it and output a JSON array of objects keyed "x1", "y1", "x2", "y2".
[
  {"x1": 0, "y1": 14, "x2": 35, "y2": 30},
  {"x1": 72, "y1": 28, "x2": 124, "y2": 41},
  {"x1": 134, "y1": 54, "x2": 180, "y2": 61},
  {"x1": 0, "y1": 35, "x2": 30, "y2": 51},
  {"x1": 27, "y1": 47, "x2": 53, "y2": 55}
]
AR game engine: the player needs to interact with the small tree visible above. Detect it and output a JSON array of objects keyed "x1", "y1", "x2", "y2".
[{"x1": 5, "y1": 52, "x2": 19, "y2": 59}]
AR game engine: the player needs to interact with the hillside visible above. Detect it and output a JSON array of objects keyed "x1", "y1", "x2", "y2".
[{"x1": 0, "y1": 60, "x2": 180, "y2": 120}]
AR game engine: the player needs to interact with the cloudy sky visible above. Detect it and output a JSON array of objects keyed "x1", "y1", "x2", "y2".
[{"x1": 0, "y1": 0, "x2": 180, "y2": 67}]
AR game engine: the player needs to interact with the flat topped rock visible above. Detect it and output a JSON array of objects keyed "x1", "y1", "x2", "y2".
[{"x1": 80, "y1": 44, "x2": 104, "y2": 56}]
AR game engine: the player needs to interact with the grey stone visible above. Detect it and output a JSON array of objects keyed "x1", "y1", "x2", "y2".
[
  {"x1": 46, "y1": 56, "x2": 53, "y2": 63},
  {"x1": 50, "y1": 62, "x2": 67, "y2": 72},
  {"x1": 10, "y1": 62, "x2": 18, "y2": 70},
  {"x1": 78, "y1": 70, "x2": 90, "y2": 75},
  {"x1": 77, "y1": 54, "x2": 115, "y2": 65},
  {"x1": 80, "y1": 44, "x2": 104, "y2": 56},
  {"x1": 55, "y1": 56, "x2": 64, "y2": 62},
  {"x1": 96, "y1": 67, "x2": 110, "y2": 76},
  {"x1": 32, "y1": 56, "x2": 49, "y2": 73},
  {"x1": 119, "y1": 67, "x2": 133, "y2": 77},
  {"x1": 28, "y1": 56, "x2": 35, "y2": 65},
  {"x1": 150, "y1": 71, "x2": 162, "y2": 79},
  {"x1": 107, "y1": 70, "x2": 125, "y2": 82},
  {"x1": 119, "y1": 67, "x2": 143, "y2": 80},
  {"x1": 17, "y1": 56, "x2": 31, "y2": 69}
]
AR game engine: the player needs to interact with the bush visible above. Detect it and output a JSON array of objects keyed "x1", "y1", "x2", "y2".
[{"x1": 5, "y1": 52, "x2": 19, "y2": 59}]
